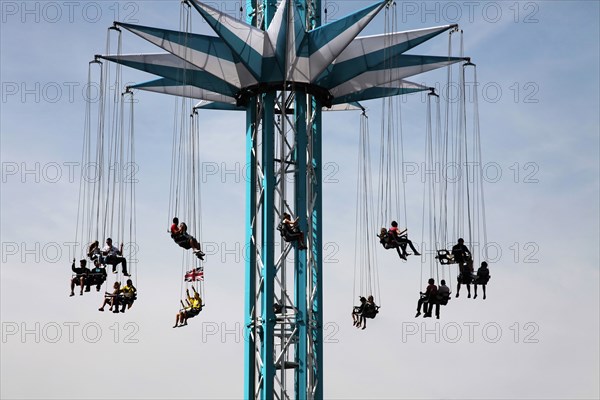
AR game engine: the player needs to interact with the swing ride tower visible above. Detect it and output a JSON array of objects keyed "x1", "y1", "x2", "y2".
[{"x1": 96, "y1": 1, "x2": 469, "y2": 398}]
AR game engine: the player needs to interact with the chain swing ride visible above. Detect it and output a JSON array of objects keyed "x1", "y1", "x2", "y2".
[{"x1": 72, "y1": 1, "x2": 490, "y2": 398}]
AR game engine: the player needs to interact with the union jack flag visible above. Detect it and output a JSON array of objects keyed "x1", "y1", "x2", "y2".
[{"x1": 184, "y1": 267, "x2": 204, "y2": 282}]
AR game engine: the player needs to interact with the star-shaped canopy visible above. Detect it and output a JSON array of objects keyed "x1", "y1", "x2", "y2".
[{"x1": 99, "y1": 0, "x2": 466, "y2": 109}]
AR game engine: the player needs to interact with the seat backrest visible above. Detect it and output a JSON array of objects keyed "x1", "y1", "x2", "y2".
[
  {"x1": 363, "y1": 303, "x2": 379, "y2": 318},
  {"x1": 277, "y1": 222, "x2": 288, "y2": 236}
]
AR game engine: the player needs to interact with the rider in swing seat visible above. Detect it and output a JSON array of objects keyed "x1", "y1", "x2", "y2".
[
  {"x1": 170, "y1": 217, "x2": 205, "y2": 260},
  {"x1": 278, "y1": 213, "x2": 307, "y2": 250}
]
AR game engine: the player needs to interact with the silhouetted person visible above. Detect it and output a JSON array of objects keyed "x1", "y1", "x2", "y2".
[
  {"x1": 456, "y1": 272, "x2": 473, "y2": 298},
  {"x1": 416, "y1": 278, "x2": 437, "y2": 317},
  {"x1": 357, "y1": 295, "x2": 379, "y2": 330},
  {"x1": 352, "y1": 296, "x2": 367, "y2": 328},
  {"x1": 453, "y1": 238, "x2": 473, "y2": 298},
  {"x1": 70, "y1": 258, "x2": 90, "y2": 296},
  {"x1": 428, "y1": 279, "x2": 451, "y2": 319},
  {"x1": 473, "y1": 261, "x2": 491, "y2": 299},
  {"x1": 452, "y1": 238, "x2": 471, "y2": 268}
]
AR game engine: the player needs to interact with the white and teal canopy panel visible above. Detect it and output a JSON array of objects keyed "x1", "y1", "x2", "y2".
[{"x1": 99, "y1": 0, "x2": 466, "y2": 110}]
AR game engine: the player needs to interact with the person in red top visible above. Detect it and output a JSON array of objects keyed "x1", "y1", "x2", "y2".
[
  {"x1": 170, "y1": 218, "x2": 180, "y2": 236},
  {"x1": 169, "y1": 217, "x2": 205, "y2": 260},
  {"x1": 415, "y1": 278, "x2": 437, "y2": 318},
  {"x1": 388, "y1": 220, "x2": 421, "y2": 260}
]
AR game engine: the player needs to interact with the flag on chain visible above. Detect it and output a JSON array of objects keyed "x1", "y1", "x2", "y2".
[{"x1": 185, "y1": 267, "x2": 204, "y2": 282}]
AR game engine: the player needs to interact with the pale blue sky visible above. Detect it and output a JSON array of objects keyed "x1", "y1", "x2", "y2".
[{"x1": 1, "y1": 1, "x2": 599, "y2": 399}]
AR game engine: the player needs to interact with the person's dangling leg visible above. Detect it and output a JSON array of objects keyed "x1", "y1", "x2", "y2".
[
  {"x1": 399, "y1": 242, "x2": 408, "y2": 257},
  {"x1": 120, "y1": 257, "x2": 129, "y2": 276},
  {"x1": 416, "y1": 298, "x2": 425, "y2": 317},
  {"x1": 396, "y1": 247, "x2": 407, "y2": 260},
  {"x1": 79, "y1": 276, "x2": 85, "y2": 295},
  {"x1": 406, "y1": 238, "x2": 421, "y2": 256}
]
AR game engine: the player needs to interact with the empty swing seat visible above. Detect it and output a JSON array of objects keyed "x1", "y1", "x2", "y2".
[{"x1": 436, "y1": 249, "x2": 456, "y2": 265}]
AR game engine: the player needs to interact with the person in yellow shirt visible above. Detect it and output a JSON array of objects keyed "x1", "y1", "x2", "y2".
[
  {"x1": 119, "y1": 279, "x2": 137, "y2": 313},
  {"x1": 173, "y1": 287, "x2": 203, "y2": 328}
]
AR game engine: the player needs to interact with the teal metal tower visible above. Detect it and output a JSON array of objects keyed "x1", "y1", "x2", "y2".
[{"x1": 97, "y1": 1, "x2": 466, "y2": 398}]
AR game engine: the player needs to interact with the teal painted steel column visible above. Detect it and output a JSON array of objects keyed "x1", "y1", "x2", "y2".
[
  {"x1": 312, "y1": 100, "x2": 323, "y2": 400},
  {"x1": 313, "y1": 0, "x2": 322, "y2": 27},
  {"x1": 295, "y1": 90, "x2": 308, "y2": 399},
  {"x1": 260, "y1": 2, "x2": 277, "y2": 399},
  {"x1": 246, "y1": 0, "x2": 257, "y2": 27},
  {"x1": 310, "y1": 3, "x2": 323, "y2": 398},
  {"x1": 244, "y1": 99, "x2": 257, "y2": 400},
  {"x1": 264, "y1": 0, "x2": 277, "y2": 28},
  {"x1": 245, "y1": 2, "x2": 257, "y2": 398},
  {"x1": 261, "y1": 91, "x2": 276, "y2": 400}
]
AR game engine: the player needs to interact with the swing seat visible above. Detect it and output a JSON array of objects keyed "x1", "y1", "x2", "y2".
[
  {"x1": 119, "y1": 293, "x2": 137, "y2": 306},
  {"x1": 275, "y1": 361, "x2": 299, "y2": 370},
  {"x1": 178, "y1": 241, "x2": 192, "y2": 250},
  {"x1": 173, "y1": 233, "x2": 193, "y2": 250},
  {"x1": 458, "y1": 259, "x2": 474, "y2": 276},
  {"x1": 393, "y1": 234, "x2": 408, "y2": 242},
  {"x1": 473, "y1": 275, "x2": 491, "y2": 285},
  {"x1": 72, "y1": 275, "x2": 88, "y2": 286},
  {"x1": 436, "y1": 250, "x2": 456, "y2": 265},
  {"x1": 419, "y1": 292, "x2": 432, "y2": 302},
  {"x1": 277, "y1": 223, "x2": 302, "y2": 243},
  {"x1": 457, "y1": 273, "x2": 475, "y2": 284},
  {"x1": 379, "y1": 235, "x2": 405, "y2": 250},
  {"x1": 89, "y1": 253, "x2": 105, "y2": 265},
  {"x1": 87, "y1": 274, "x2": 106, "y2": 286},
  {"x1": 380, "y1": 240, "x2": 396, "y2": 249},
  {"x1": 420, "y1": 292, "x2": 450, "y2": 306},
  {"x1": 182, "y1": 307, "x2": 201, "y2": 318},
  {"x1": 386, "y1": 241, "x2": 402, "y2": 250},
  {"x1": 435, "y1": 293, "x2": 451, "y2": 306},
  {"x1": 363, "y1": 305, "x2": 380, "y2": 319}
]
